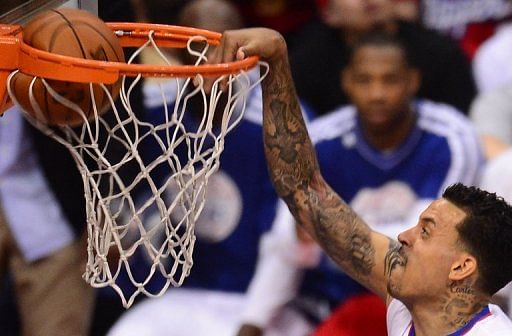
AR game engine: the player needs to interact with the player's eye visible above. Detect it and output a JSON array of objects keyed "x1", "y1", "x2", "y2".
[{"x1": 421, "y1": 227, "x2": 428, "y2": 237}]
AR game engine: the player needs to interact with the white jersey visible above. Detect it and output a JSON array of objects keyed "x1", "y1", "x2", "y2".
[
  {"x1": 387, "y1": 299, "x2": 512, "y2": 335},
  {"x1": 422, "y1": 0, "x2": 512, "y2": 32},
  {"x1": 473, "y1": 23, "x2": 512, "y2": 93}
]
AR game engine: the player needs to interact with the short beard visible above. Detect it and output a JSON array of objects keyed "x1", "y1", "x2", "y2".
[{"x1": 387, "y1": 280, "x2": 401, "y2": 298}]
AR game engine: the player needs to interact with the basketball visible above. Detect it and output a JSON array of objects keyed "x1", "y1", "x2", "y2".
[{"x1": 9, "y1": 8, "x2": 125, "y2": 126}]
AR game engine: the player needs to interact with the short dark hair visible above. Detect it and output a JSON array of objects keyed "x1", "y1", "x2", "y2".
[
  {"x1": 443, "y1": 183, "x2": 512, "y2": 295},
  {"x1": 347, "y1": 31, "x2": 414, "y2": 68}
]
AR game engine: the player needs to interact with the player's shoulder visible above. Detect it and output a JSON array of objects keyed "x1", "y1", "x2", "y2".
[
  {"x1": 468, "y1": 304, "x2": 512, "y2": 335},
  {"x1": 416, "y1": 99, "x2": 476, "y2": 134},
  {"x1": 309, "y1": 105, "x2": 357, "y2": 144},
  {"x1": 475, "y1": 23, "x2": 512, "y2": 62},
  {"x1": 386, "y1": 299, "x2": 412, "y2": 336}
]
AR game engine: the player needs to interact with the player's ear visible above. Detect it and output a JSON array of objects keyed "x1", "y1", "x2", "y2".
[{"x1": 448, "y1": 253, "x2": 477, "y2": 281}]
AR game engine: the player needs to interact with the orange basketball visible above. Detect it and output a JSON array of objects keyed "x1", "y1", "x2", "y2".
[{"x1": 9, "y1": 8, "x2": 125, "y2": 126}]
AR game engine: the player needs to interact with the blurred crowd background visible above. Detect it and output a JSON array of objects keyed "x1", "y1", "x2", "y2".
[{"x1": 2, "y1": 0, "x2": 512, "y2": 335}]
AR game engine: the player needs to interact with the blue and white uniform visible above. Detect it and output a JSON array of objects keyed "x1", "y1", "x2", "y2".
[
  {"x1": 310, "y1": 100, "x2": 483, "y2": 237},
  {"x1": 299, "y1": 100, "x2": 484, "y2": 314},
  {"x1": 387, "y1": 299, "x2": 512, "y2": 335}
]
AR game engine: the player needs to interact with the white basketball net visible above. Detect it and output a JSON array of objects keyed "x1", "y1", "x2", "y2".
[{"x1": 7, "y1": 32, "x2": 267, "y2": 308}]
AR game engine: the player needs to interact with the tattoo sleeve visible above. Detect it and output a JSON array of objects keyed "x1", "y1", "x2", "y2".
[{"x1": 260, "y1": 54, "x2": 377, "y2": 283}]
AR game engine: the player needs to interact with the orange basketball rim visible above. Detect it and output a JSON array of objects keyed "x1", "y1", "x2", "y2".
[{"x1": 0, "y1": 22, "x2": 259, "y2": 115}]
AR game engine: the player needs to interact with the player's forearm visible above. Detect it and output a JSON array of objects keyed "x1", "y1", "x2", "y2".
[
  {"x1": 260, "y1": 56, "x2": 378, "y2": 284},
  {"x1": 260, "y1": 53, "x2": 319, "y2": 224}
]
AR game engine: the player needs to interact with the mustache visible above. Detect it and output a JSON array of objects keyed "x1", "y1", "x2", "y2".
[
  {"x1": 384, "y1": 243, "x2": 407, "y2": 276},
  {"x1": 394, "y1": 246, "x2": 408, "y2": 267}
]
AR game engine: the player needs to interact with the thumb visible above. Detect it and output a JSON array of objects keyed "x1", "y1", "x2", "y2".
[
  {"x1": 237, "y1": 45, "x2": 258, "y2": 61},
  {"x1": 236, "y1": 41, "x2": 260, "y2": 60},
  {"x1": 236, "y1": 48, "x2": 246, "y2": 61}
]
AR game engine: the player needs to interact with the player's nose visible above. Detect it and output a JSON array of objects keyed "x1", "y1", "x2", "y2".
[{"x1": 397, "y1": 227, "x2": 414, "y2": 247}]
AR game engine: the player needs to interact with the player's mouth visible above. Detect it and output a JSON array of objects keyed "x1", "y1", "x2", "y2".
[
  {"x1": 391, "y1": 247, "x2": 408, "y2": 270},
  {"x1": 390, "y1": 256, "x2": 405, "y2": 271}
]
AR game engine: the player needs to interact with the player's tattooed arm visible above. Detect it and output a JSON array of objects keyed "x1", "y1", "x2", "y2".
[{"x1": 261, "y1": 54, "x2": 393, "y2": 298}]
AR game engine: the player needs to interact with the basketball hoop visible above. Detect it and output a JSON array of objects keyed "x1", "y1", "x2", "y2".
[{"x1": 0, "y1": 22, "x2": 268, "y2": 308}]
